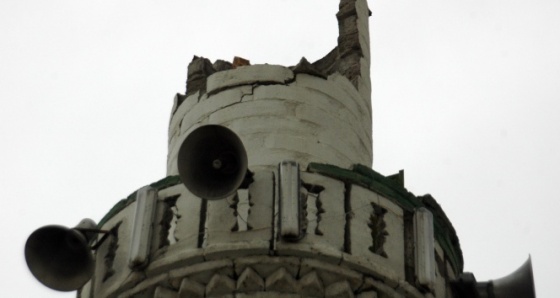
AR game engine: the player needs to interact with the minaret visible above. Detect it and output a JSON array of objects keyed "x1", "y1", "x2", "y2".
[
  {"x1": 77, "y1": 1, "x2": 467, "y2": 297},
  {"x1": 22, "y1": 0, "x2": 536, "y2": 297}
]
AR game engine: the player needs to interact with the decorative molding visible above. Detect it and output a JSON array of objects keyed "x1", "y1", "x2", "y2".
[
  {"x1": 98, "y1": 254, "x2": 421, "y2": 297},
  {"x1": 92, "y1": 170, "x2": 452, "y2": 297},
  {"x1": 278, "y1": 161, "x2": 302, "y2": 241},
  {"x1": 153, "y1": 286, "x2": 177, "y2": 298},
  {"x1": 206, "y1": 274, "x2": 236, "y2": 296},
  {"x1": 414, "y1": 207, "x2": 436, "y2": 288},
  {"x1": 265, "y1": 267, "x2": 298, "y2": 293},
  {"x1": 326, "y1": 280, "x2": 354, "y2": 297},
  {"x1": 299, "y1": 271, "x2": 324, "y2": 296},
  {"x1": 179, "y1": 278, "x2": 205, "y2": 297},
  {"x1": 158, "y1": 195, "x2": 179, "y2": 249},
  {"x1": 129, "y1": 186, "x2": 158, "y2": 270},
  {"x1": 302, "y1": 183, "x2": 326, "y2": 236},
  {"x1": 237, "y1": 267, "x2": 265, "y2": 292}
]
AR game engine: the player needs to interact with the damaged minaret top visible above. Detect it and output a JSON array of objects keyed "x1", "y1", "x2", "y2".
[
  {"x1": 168, "y1": 0, "x2": 373, "y2": 174},
  {"x1": 184, "y1": 0, "x2": 371, "y2": 98},
  {"x1": 80, "y1": 1, "x2": 469, "y2": 297}
]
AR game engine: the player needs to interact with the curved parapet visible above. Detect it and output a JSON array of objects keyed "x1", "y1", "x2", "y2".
[{"x1": 82, "y1": 164, "x2": 462, "y2": 298}]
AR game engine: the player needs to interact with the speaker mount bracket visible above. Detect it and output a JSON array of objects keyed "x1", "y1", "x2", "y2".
[{"x1": 75, "y1": 228, "x2": 113, "y2": 250}]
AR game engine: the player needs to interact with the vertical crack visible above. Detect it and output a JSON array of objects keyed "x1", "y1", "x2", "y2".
[
  {"x1": 404, "y1": 211, "x2": 416, "y2": 284},
  {"x1": 230, "y1": 193, "x2": 240, "y2": 232},
  {"x1": 103, "y1": 222, "x2": 122, "y2": 282},
  {"x1": 343, "y1": 183, "x2": 352, "y2": 254},
  {"x1": 300, "y1": 188, "x2": 308, "y2": 236},
  {"x1": 198, "y1": 199, "x2": 208, "y2": 248},
  {"x1": 270, "y1": 172, "x2": 277, "y2": 254},
  {"x1": 233, "y1": 189, "x2": 253, "y2": 232}
]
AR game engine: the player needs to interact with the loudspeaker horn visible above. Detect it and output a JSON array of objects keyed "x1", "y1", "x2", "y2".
[
  {"x1": 25, "y1": 219, "x2": 97, "y2": 291},
  {"x1": 178, "y1": 125, "x2": 248, "y2": 200},
  {"x1": 478, "y1": 256, "x2": 536, "y2": 298}
]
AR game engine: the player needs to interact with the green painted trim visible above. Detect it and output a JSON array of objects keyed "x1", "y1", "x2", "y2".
[
  {"x1": 97, "y1": 176, "x2": 182, "y2": 228},
  {"x1": 307, "y1": 162, "x2": 464, "y2": 273}
]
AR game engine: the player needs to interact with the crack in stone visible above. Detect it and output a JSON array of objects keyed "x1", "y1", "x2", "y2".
[
  {"x1": 102, "y1": 222, "x2": 122, "y2": 282},
  {"x1": 160, "y1": 195, "x2": 180, "y2": 248}
]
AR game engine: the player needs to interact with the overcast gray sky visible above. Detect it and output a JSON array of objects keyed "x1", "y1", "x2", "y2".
[{"x1": 1, "y1": 0, "x2": 557, "y2": 297}]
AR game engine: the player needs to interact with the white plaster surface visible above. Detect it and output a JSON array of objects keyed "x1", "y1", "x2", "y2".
[
  {"x1": 168, "y1": 92, "x2": 199, "y2": 144},
  {"x1": 161, "y1": 184, "x2": 201, "y2": 248},
  {"x1": 167, "y1": 66, "x2": 373, "y2": 176},
  {"x1": 246, "y1": 171, "x2": 275, "y2": 235},
  {"x1": 278, "y1": 173, "x2": 346, "y2": 256},
  {"x1": 206, "y1": 64, "x2": 294, "y2": 95},
  {"x1": 205, "y1": 194, "x2": 238, "y2": 244},
  {"x1": 146, "y1": 242, "x2": 204, "y2": 278},
  {"x1": 414, "y1": 208, "x2": 436, "y2": 288},
  {"x1": 79, "y1": 280, "x2": 92, "y2": 298},
  {"x1": 204, "y1": 171, "x2": 274, "y2": 259},
  {"x1": 377, "y1": 194, "x2": 404, "y2": 217}
]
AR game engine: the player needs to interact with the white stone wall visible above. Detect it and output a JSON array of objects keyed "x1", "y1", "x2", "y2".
[
  {"x1": 167, "y1": 67, "x2": 373, "y2": 176},
  {"x1": 84, "y1": 170, "x2": 455, "y2": 298}
]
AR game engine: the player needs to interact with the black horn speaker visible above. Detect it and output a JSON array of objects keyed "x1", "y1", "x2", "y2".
[
  {"x1": 452, "y1": 256, "x2": 536, "y2": 298},
  {"x1": 177, "y1": 125, "x2": 248, "y2": 200},
  {"x1": 24, "y1": 219, "x2": 96, "y2": 291},
  {"x1": 483, "y1": 256, "x2": 536, "y2": 298}
]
